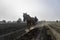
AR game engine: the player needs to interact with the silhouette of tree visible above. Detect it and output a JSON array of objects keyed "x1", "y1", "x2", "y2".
[
  {"x1": 2, "y1": 20, "x2": 6, "y2": 23},
  {"x1": 17, "y1": 18, "x2": 22, "y2": 23},
  {"x1": 56, "y1": 20, "x2": 58, "y2": 23}
]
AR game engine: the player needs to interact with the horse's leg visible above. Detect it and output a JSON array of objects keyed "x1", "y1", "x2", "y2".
[
  {"x1": 28, "y1": 23, "x2": 31, "y2": 31},
  {"x1": 27, "y1": 22, "x2": 30, "y2": 31},
  {"x1": 31, "y1": 21, "x2": 33, "y2": 26}
]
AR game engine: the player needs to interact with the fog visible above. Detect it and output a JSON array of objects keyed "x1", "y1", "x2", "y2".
[{"x1": 0, "y1": 0, "x2": 60, "y2": 21}]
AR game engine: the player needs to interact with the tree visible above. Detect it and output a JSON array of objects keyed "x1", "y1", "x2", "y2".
[
  {"x1": 56, "y1": 20, "x2": 58, "y2": 23},
  {"x1": 2, "y1": 20, "x2": 6, "y2": 23},
  {"x1": 17, "y1": 18, "x2": 22, "y2": 23}
]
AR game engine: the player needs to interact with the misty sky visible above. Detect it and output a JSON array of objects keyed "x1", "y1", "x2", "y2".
[{"x1": 0, "y1": 0, "x2": 60, "y2": 21}]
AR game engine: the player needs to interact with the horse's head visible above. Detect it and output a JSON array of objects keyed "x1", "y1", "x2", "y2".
[
  {"x1": 23, "y1": 13, "x2": 31, "y2": 22},
  {"x1": 23, "y1": 13, "x2": 27, "y2": 17},
  {"x1": 23, "y1": 13, "x2": 27, "y2": 22}
]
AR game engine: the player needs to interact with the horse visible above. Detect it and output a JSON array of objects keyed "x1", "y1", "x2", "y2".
[
  {"x1": 23, "y1": 13, "x2": 38, "y2": 30},
  {"x1": 23, "y1": 13, "x2": 31, "y2": 30}
]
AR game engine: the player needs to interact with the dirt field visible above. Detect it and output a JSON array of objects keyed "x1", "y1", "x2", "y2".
[
  {"x1": 33, "y1": 21, "x2": 60, "y2": 40},
  {"x1": 47, "y1": 22, "x2": 60, "y2": 40},
  {"x1": 0, "y1": 21, "x2": 60, "y2": 40}
]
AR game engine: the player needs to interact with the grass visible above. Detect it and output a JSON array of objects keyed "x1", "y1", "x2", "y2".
[
  {"x1": 48, "y1": 22, "x2": 60, "y2": 33},
  {"x1": 0, "y1": 23, "x2": 27, "y2": 35}
]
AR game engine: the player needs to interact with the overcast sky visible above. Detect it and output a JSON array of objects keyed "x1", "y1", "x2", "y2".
[{"x1": 0, "y1": 0, "x2": 60, "y2": 21}]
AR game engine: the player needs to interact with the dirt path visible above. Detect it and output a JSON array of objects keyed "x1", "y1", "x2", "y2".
[
  {"x1": 47, "y1": 25, "x2": 60, "y2": 40},
  {"x1": 32, "y1": 22, "x2": 60, "y2": 40},
  {"x1": 18, "y1": 27, "x2": 52, "y2": 40},
  {"x1": 42, "y1": 22, "x2": 60, "y2": 40}
]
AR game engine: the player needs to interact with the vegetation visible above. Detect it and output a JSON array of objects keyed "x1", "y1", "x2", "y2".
[
  {"x1": 0, "y1": 23, "x2": 26, "y2": 35},
  {"x1": 48, "y1": 22, "x2": 60, "y2": 33}
]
